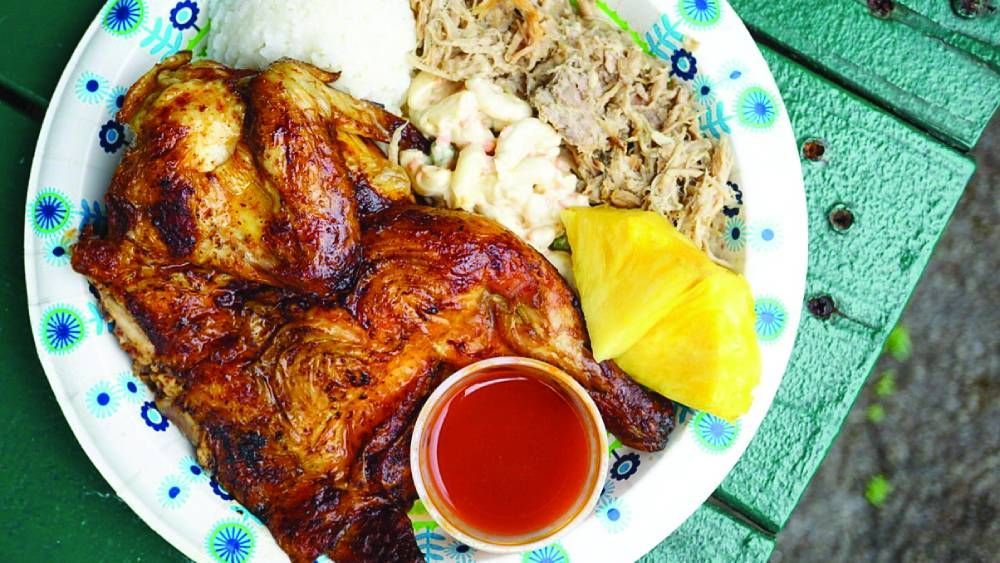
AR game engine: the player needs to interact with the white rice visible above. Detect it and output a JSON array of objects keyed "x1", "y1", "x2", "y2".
[{"x1": 206, "y1": 0, "x2": 417, "y2": 112}]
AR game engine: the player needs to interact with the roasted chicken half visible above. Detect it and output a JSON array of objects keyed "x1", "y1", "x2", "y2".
[{"x1": 72, "y1": 54, "x2": 674, "y2": 562}]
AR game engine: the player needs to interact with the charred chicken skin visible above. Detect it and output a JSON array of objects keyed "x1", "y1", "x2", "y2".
[{"x1": 72, "y1": 53, "x2": 674, "y2": 562}]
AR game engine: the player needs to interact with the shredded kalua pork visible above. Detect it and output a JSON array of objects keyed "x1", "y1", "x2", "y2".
[{"x1": 409, "y1": 0, "x2": 738, "y2": 266}]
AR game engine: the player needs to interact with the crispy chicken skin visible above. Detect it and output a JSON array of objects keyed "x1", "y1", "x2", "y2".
[
  {"x1": 109, "y1": 52, "x2": 415, "y2": 294},
  {"x1": 72, "y1": 55, "x2": 674, "y2": 562}
]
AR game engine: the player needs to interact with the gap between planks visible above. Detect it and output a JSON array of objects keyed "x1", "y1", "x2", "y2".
[{"x1": 743, "y1": 26, "x2": 984, "y2": 156}]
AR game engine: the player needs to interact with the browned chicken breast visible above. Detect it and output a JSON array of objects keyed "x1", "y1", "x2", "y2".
[{"x1": 72, "y1": 54, "x2": 674, "y2": 562}]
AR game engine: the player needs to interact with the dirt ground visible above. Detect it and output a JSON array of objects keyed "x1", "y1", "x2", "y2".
[{"x1": 772, "y1": 118, "x2": 999, "y2": 561}]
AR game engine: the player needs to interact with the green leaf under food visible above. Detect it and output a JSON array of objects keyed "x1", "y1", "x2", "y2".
[{"x1": 548, "y1": 233, "x2": 571, "y2": 252}]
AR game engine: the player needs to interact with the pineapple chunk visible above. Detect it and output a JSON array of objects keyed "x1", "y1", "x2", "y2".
[
  {"x1": 614, "y1": 269, "x2": 760, "y2": 421},
  {"x1": 562, "y1": 206, "x2": 761, "y2": 421},
  {"x1": 561, "y1": 207, "x2": 716, "y2": 361}
]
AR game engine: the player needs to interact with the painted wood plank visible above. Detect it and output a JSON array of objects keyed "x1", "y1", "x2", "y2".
[
  {"x1": 713, "y1": 45, "x2": 977, "y2": 532},
  {"x1": 0, "y1": 1, "x2": 100, "y2": 106},
  {"x1": 898, "y1": 0, "x2": 1000, "y2": 64},
  {"x1": 640, "y1": 503, "x2": 775, "y2": 562},
  {"x1": 729, "y1": 0, "x2": 1000, "y2": 149}
]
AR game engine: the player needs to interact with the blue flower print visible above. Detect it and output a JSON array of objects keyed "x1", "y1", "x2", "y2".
[
  {"x1": 414, "y1": 528, "x2": 446, "y2": 561},
  {"x1": 723, "y1": 216, "x2": 747, "y2": 252},
  {"x1": 159, "y1": 475, "x2": 190, "y2": 509},
  {"x1": 670, "y1": 48, "x2": 697, "y2": 81},
  {"x1": 691, "y1": 74, "x2": 715, "y2": 105},
  {"x1": 119, "y1": 372, "x2": 148, "y2": 404},
  {"x1": 40, "y1": 305, "x2": 86, "y2": 354},
  {"x1": 211, "y1": 477, "x2": 235, "y2": 501},
  {"x1": 595, "y1": 496, "x2": 630, "y2": 533},
  {"x1": 86, "y1": 381, "x2": 120, "y2": 418},
  {"x1": 610, "y1": 451, "x2": 640, "y2": 481},
  {"x1": 103, "y1": 0, "x2": 145, "y2": 36},
  {"x1": 679, "y1": 0, "x2": 721, "y2": 27},
  {"x1": 522, "y1": 544, "x2": 569, "y2": 563},
  {"x1": 85, "y1": 301, "x2": 113, "y2": 337},
  {"x1": 29, "y1": 189, "x2": 73, "y2": 236},
  {"x1": 141, "y1": 400, "x2": 169, "y2": 431},
  {"x1": 106, "y1": 86, "x2": 128, "y2": 116},
  {"x1": 179, "y1": 455, "x2": 209, "y2": 482},
  {"x1": 692, "y1": 412, "x2": 739, "y2": 452},
  {"x1": 744, "y1": 220, "x2": 780, "y2": 253},
  {"x1": 169, "y1": 1, "x2": 200, "y2": 30},
  {"x1": 645, "y1": 13, "x2": 685, "y2": 61},
  {"x1": 445, "y1": 540, "x2": 475, "y2": 563},
  {"x1": 206, "y1": 520, "x2": 255, "y2": 563},
  {"x1": 727, "y1": 180, "x2": 744, "y2": 205},
  {"x1": 44, "y1": 233, "x2": 73, "y2": 267},
  {"x1": 75, "y1": 72, "x2": 108, "y2": 104},
  {"x1": 78, "y1": 198, "x2": 108, "y2": 235},
  {"x1": 754, "y1": 298, "x2": 787, "y2": 341},
  {"x1": 597, "y1": 478, "x2": 617, "y2": 505},
  {"x1": 698, "y1": 99, "x2": 732, "y2": 139},
  {"x1": 99, "y1": 120, "x2": 126, "y2": 153},
  {"x1": 712, "y1": 60, "x2": 747, "y2": 94},
  {"x1": 737, "y1": 86, "x2": 779, "y2": 129}
]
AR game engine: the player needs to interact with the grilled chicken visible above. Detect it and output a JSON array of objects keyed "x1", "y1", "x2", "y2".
[
  {"x1": 108, "y1": 52, "x2": 415, "y2": 294},
  {"x1": 72, "y1": 54, "x2": 674, "y2": 562}
]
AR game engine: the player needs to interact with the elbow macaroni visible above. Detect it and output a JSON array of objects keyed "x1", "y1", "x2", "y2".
[{"x1": 401, "y1": 72, "x2": 589, "y2": 280}]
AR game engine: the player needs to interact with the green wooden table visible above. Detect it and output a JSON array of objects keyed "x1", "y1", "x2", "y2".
[{"x1": 1, "y1": 1, "x2": 996, "y2": 561}]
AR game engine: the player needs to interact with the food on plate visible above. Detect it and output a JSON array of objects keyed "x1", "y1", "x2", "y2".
[
  {"x1": 64, "y1": 0, "x2": 770, "y2": 557},
  {"x1": 206, "y1": 0, "x2": 416, "y2": 111},
  {"x1": 561, "y1": 206, "x2": 718, "y2": 362},
  {"x1": 412, "y1": 358, "x2": 607, "y2": 549},
  {"x1": 615, "y1": 270, "x2": 761, "y2": 422},
  {"x1": 72, "y1": 54, "x2": 674, "y2": 562},
  {"x1": 563, "y1": 206, "x2": 760, "y2": 421},
  {"x1": 411, "y1": 0, "x2": 737, "y2": 266},
  {"x1": 104, "y1": 52, "x2": 421, "y2": 295},
  {"x1": 396, "y1": 71, "x2": 587, "y2": 277}
]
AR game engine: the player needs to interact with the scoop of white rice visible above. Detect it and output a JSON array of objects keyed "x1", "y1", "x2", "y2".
[{"x1": 206, "y1": 0, "x2": 416, "y2": 112}]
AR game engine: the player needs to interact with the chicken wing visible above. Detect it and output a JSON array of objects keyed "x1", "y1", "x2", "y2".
[{"x1": 108, "y1": 52, "x2": 415, "y2": 294}]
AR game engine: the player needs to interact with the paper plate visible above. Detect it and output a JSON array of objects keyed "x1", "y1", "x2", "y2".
[{"x1": 24, "y1": 1, "x2": 807, "y2": 561}]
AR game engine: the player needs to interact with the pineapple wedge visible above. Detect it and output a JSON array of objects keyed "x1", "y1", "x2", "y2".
[
  {"x1": 614, "y1": 269, "x2": 760, "y2": 421},
  {"x1": 561, "y1": 207, "x2": 716, "y2": 361},
  {"x1": 562, "y1": 206, "x2": 760, "y2": 421}
]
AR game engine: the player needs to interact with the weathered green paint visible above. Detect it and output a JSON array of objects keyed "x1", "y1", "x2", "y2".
[
  {"x1": 890, "y1": 2, "x2": 1000, "y2": 73},
  {"x1": 640, "y1": 503, "x2": 775, "y2": 562},
  {"x1": 714, "y1": 46, "x2": 976, "y2": 532},
  {"x1": 898, "y1": 0, "x2": 1000, "y2": 62},
  {"x1": 0, "y1": 1, "x2": 99, "y2": 106},
  {"x1": 0, "y1": 104, "x2": 178, "y2": 562},
  {"x1": 730, "y1": 0, "x2": 1000, "y2": 149}
]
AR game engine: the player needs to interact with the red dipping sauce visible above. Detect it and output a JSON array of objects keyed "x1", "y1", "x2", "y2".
[{"x1": 413, "y1": 358, "x2": 606, "y2": 549}]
